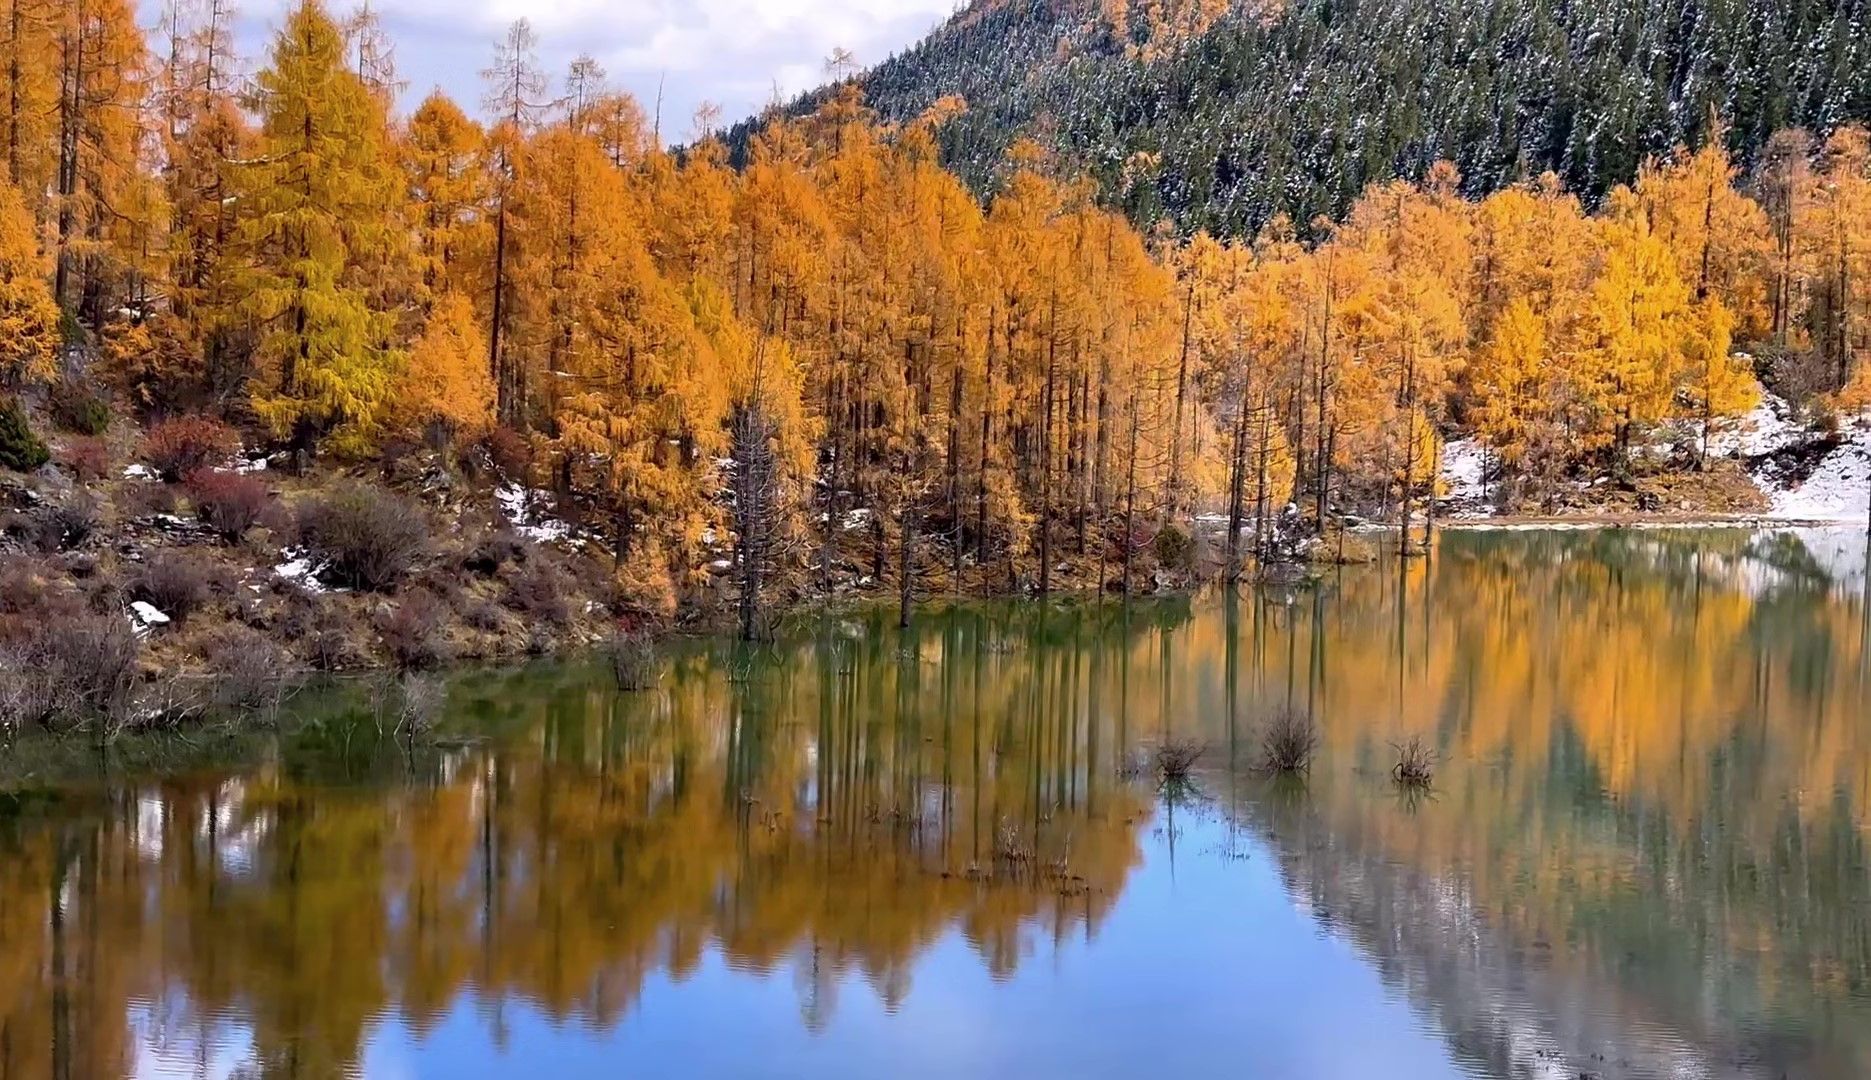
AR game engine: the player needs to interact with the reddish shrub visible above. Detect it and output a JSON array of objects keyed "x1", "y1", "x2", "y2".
[
  {"x1": 142, "y1": 415, "x2": 239, "y2": 482},
  {"x1": 186, "y1": 468, "x2": 271, "y2": 541},
  {"x1": 60, "y1": 436, "x2": 111, "y2": 482},
  {"x1": 478, "y1": 426, "x2": 532, "y2": 481}
]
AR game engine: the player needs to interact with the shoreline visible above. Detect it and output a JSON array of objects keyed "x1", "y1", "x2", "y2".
[{"x1": 1435, "y1": 512, "x2": 1863, "y2": 531}]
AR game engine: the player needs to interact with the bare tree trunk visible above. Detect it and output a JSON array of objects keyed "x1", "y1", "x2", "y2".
[
  {"x1": 1252, "y1": 394, "x2": 1271, "y2": 565},
  {"x1": 1122, "y1": 385, "x2": 1140, "y2": 598},
  {"x1": 1038, "y1": 291, "x2": 1057, "y2": 595},
  {"x1": 898, "y1": 497, "x2": 915, "y2": 629},
  {"x1": 1167, "y1": 281, "x2": 1193, "y2": 521},
  {"x1": 1224, "y1": 373, "x2": 1252, "y2": 581}
]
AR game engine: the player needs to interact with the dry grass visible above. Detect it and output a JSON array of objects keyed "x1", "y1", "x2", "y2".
[
  {"x1": 1391, "y1": 736, "x2": 1437, "y2": 788},
  {"x1": 1259, "y1": 707, "x2": 1318, "y2": 773}
]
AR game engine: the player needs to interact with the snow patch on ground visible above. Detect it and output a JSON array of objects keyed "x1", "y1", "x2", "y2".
[
  {"x1": 1439, "y1": 438, "x2": 1488, "y2": 510},
  {"x1": 1438, "y1": 393, "x2": 1869, "y2": 524},
  {"x1": 496, "y1": 483, "x2": 572, "y2": 543},
  {"x1": 130, "y1": 601, "x2": 171, "y2": 628},
  {"x1": 1764, "y1": 417, "x2": 1871, "y2": 522},
  {"x1": 122, "y1": 463, "x2": 158, "y2": 480},
  {"x1": 1710, "y1": 395, "x2": 1802, "y2": 458},
  {"x1": 273, "y1": 549, "x2": 327, "y2": 593}
]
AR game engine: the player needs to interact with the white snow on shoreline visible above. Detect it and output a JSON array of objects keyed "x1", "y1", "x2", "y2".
[
  {"x1": 1437, "y1": 390, "x2": 1868, "y2": 525},
  {"x1": 1764, "y1": 419, "x2": 1871, "y2": 522}
]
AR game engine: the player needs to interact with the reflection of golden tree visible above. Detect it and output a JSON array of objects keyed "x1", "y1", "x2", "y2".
[
  {"x1": 0, "y1": 605, "x2": 1161, "y2": 1072},
  {"x1": 6, "y1": 536, "x2": 1867, "y2": 1072}
]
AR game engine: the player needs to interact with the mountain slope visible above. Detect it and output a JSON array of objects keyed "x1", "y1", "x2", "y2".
[{"x1": 735, "y1": 0, "x2": 1871, "y2": 235}]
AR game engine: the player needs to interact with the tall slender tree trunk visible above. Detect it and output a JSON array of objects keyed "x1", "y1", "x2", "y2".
[
  {"x1": 490, "y1": 199, "x2": 512, "y2": 422},
  {"x1": 1122, "y1": 389, "x2": 1139, "y2": 598},
  {"x1": 898, "y1": 497, "x2": 915, "y2": 628},
  {"x1": 947, "y1": 325, "x2": 964, "y2": 593},
  {"x1": 1038, "y1": 290, "x2": 1057, "y2": 595},
  {"x1": 1252, "y1": 395, "x2": 1271, "y2": 564},
  {"x1": 976, "y1": 306, "x2": 996, "y2": 572},
  {"x1": 1225, "y1": 367, "x2": 1254, "y2": 581},
  {"x1": 1167, "y1": 281, "x2": 1193, "y2": 521}
]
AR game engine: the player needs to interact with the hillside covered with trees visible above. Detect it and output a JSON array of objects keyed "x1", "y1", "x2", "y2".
[
  {"x1": 736, "y1": 0, "x2": 1871, "y2": 237},
  {"x1": 0, "y1": 0, "x2": 1868, "y2": 734}
]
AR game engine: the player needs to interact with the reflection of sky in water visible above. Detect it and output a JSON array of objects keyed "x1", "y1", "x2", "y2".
[
  {"x1": 357, "y1": 811, "x2": 1470, "y2": 1079},
  {"x1": 130, "y1": 1000, "x2": 256, "y2": 1080}
]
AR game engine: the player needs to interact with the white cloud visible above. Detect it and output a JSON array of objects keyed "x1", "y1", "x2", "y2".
[{"x1": 174, "y1": 0, "x2": 960, "y2": 135}]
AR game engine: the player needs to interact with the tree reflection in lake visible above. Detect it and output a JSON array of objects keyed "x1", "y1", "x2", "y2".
[{"x1": 0, "y1": 526, "x2": 1868, "y2": 1079}]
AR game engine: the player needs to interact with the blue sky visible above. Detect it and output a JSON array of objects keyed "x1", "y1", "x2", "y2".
[{"x1": 148, "y1": 0, "x2": 961, "y2": 139}]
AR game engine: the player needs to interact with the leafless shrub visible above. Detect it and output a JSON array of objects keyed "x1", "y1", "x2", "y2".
[
  {"x1": 203, "y1": 626, "x2": 298, "y2": 716},
  {"x1": 59, "y1": 436, "x2": 111, "y2": 481},
  {"x1": 464, "y1": 526, "x2": 529, "y2": 575},
  {"x1": 501, "y1": 557, "x2": 570, "y2": 626},
  {"x1": 0, "y1": 614, "x2": 141, "y2": 731},
  {"x1": 463, "y1": 597, "x2": 504, "y2": 631},
  {"x1": 394, "y1": 673, "x2": 445, "y2": 734},
  {"x1": 133, "y1": 550, "x2": 212, "y2": 619},
  {"x1": 9, "y1": 492, "x2": 102, "y2": 553},
  {"x1": 298, "y1": 484, "x2": 430, "y2": 590},
  {"x1": 128, "y1": 676, "x2": 210, "y2": 731},
  {"x1": 1392, "y1": 736, "x2": 1437, "y2": 788},
  {"x1": 1156, "y1": 737, "x2": 1206, "y2": 784},
  {"x1": 1259, "y1": 707, "x2": 1318, "y2": 773},
  {"x1": 609, "y1": 629, "x2": 657, "y2": 691},
  {"x1": 378, "y1": 591, "x2": 452, "y2": 672},
  {"x1": 302, "y1": 602, "x2": 363, "y2": 672},
  {"x1": 122, "y1": 480, "x2": 178, "y2": 517}
]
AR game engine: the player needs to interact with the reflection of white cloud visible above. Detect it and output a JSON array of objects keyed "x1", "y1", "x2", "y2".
[
  {"x1": 136, "y1": 794, "x2": 165, "y2": 863},
  {"x1": 143, "y1": 0, "x2": 957, "y2": 132},
  {"x1": 130, "y1": 999, "x2": 258, "y2": 1080}
]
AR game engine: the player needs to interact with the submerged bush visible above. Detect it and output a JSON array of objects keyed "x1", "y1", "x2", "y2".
[
  {"x1": 1155, "y1": 737, "x2": 1206, "y2": 784},
  {"x1": 0, "y1": 396, "x2": 49, "y2": 472},
  {"x1": 1392, "y1": 737, "x2": 1437, "y2": 788},
  {"x1": 143, "y1": 414, "x2": 239, "y2": 482},
  {"x1": 298, "y1": 484, "x2": 429, "y2": 591},
  {"x1": 609, "y1": 630, "x2": 656, "y2": 691},
  {"x1": 1259, "y1": 707, "x2": 1318, "y2": 773}
]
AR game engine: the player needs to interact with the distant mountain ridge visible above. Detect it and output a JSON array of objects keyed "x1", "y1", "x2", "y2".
[{"x1": 732, "y1": 0, "x2": 1871, "y2": 234}]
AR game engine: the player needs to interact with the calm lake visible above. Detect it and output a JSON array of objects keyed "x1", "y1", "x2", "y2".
[{"x1": 4, "y1": 527, "x2": 1870, "y2": 1079}]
